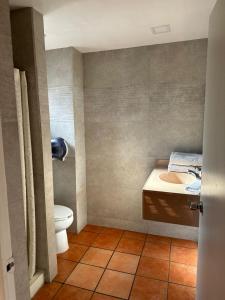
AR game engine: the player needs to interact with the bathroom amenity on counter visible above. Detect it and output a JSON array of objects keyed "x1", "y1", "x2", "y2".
[
  {"x1": 168, "y1": 151, "x2": 203, "y2": 173},
  {"x1": 168, "y1": 151, "x2": 202, "y2": 195},
  {"x1": 142, "y1": 159, "x2": 201, "y2": 227}
]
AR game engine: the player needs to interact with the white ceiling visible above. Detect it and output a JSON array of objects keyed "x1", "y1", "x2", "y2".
[{"x1": 9, "y1": 0, "x2": 217, "y2": 53}]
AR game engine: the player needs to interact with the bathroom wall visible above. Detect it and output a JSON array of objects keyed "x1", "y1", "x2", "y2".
[
  {"x1": 0, "y1": 1, "x2": 29, "y2": 299},
  {"x1": 47, "y1": 47, "x2": 87, "y2": 233},
  {"x1": 73, "y1": 50, "x2": 87, "y2": 232},
  {"x1": 84, "y1": 39, "x2": 207, "y2": 239},
  {"x1": 47, "y1": 48, "x2": 77, "y2": 231},
  {"x1": 11, "y1": 8, "x2": 57, "y2": 282}
]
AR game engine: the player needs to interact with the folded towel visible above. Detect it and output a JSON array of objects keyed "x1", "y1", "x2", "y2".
[
  {"x1": 170, "y1": 152, "x2": 203, "y2": 167},
  {"x1": 185, "y1": 179, "x2": 201, "y2": 195},
  {"x1": 168, "y1": 164, "x2": 197, "y2": 173}
]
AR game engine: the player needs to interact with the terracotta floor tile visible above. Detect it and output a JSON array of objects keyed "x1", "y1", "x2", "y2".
[
  {"x1": 83, "y1": 224, "x2": 105, "y2": 233},
  {"x1": 92, "y1": 293, "x2": 122, "y2": 300},
  {"x1": 92, "y1": 234, "x2": 120, "y2": 250},
  {"x1": 116, "y1": 238, "x2": 144, "y2": 255},
  {"x1": 137, "y1": 256, "x2": 169, "y2": 281},
  {"x1": 81, "y1": 247, "x2": 113, "y2": 268},
  {"x1": 147, "y1": 234, "x2": 171, "y2": 244},
  {"x1": 68, "y1": 231, "x2": 75, "y2": 243},
  {"x1": 58, "y1": 243, "x2": 88, "y2": 262},
  {"x1": 54, "y1": 284, "x2": 93, "y2": 300},
  {"x1": 69, "y1": 231, "x2": 98, "y2": 246},
  {"x1": 32, "y1": 282, "x2": 62, "y2": 300},
  {"x1": 169, "y1": 262, "x2": 197, "y2": 287},
  {"x1": 96, "y1": 270, "x2": 134, "y2": 299},
  {"x1": 168, "y1": 283, "x2": 196, "y2": 300},
  {"x1": 122, "y1": 230, "x2": 146, "y2": 241},
  {"x1": 107, "y1": 252, "x2": 140, "y2": 274},
  {"x1": 172, "y1": 238, "x2": 198, "y2": 249},
  {"x1": 170, "y1": 246, "x2": 198, "y2": 266},
  {"x1": 102, "y1": 227, "x2": 124, "y2": 238},
  {"x1": 130, "y1": 276, "x2": 168, "y2": 300},
  {"x1": 142, "y1": 241, "x2": 170, "y2": 260},
  {"x1": 66, "y1": 263, "x2": 104, "y2": 290},
  {"x1": 54, "y1": 258, "x2": 77, "y2": 283}
]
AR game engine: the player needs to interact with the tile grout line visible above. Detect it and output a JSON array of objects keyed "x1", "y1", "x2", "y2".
[
  {"x1": 54, "y1": 259, "x2": 78, "y2": 284},
  {"x1": 52, "y1": 240, "x2": 92, "y2": 299},
  {"x1": 52, "y1": 228, "x2": 102, "y2": 300},
  {"x1": 166, "y1": 239, "x2": 172, "y2": 300},
  {"x1": 48, "y1": 227, "x2": 197, "y2": 300},
  {"x1": 90, "y1": 228, "x2": 125, "y2": 299},
  {"x1": 127, "y1": 232, "x2": 147, "y2": 299}
]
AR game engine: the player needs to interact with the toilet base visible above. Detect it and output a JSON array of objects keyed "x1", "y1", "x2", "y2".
[{"x1": 55, "y1": 229, "x2": 69, "y2": 254}]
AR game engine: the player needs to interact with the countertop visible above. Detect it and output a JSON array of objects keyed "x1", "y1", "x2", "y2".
[{"x1": 143, "y1": 167, "x2": 200, "y2": 196}]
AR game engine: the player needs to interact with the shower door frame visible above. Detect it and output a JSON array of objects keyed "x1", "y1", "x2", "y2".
[{"x1": 0, "y1": 120, "x2": 16, "y2": 300}]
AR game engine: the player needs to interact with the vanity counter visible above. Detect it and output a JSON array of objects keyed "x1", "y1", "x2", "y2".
[
  {"x1": 142, "y1": 167, "x2": 200, "y2": 227},
  {"x1": 143, "y1": 168, "x2": 199, "y2": 196}
]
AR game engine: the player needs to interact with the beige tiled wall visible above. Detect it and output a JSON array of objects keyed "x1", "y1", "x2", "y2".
[
  {"x1": 84, "y1": 39, "x2": 207, "y2": 240},
  {"x1": 47, "y1": 48, "x2": 77, "y2": 232},
  {"x1": 73, "y1": 49, "x2": 87, "y2": 232},
  {"x1": 47, "y1": 47, "x2": 87, "y2": 233}
]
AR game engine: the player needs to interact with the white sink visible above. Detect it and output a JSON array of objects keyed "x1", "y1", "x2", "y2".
[{"x1": 159, "y1": 172, "x2": 195, "y2": 185}]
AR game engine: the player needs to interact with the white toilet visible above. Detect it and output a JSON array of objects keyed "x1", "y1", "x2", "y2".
[{"x1": 54, "y1": 205, "x2": 74, "y2": 254}]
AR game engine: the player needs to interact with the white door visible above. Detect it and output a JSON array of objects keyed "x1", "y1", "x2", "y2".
[
  {"x1": 0, "y1": 119, "x2": 16, "y2": 300},
  {"x1": 197, "y1": 0, "x2": 225, "y2": 299}
]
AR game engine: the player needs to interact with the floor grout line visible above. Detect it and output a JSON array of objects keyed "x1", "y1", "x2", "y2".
[
  {"x1": 90, "y1": 228, "x2": 125, "y2": 299},
  {"x1": 127, "y1": 232, "x2": 147, "y2": 299},
  {"x1": 38, "y1": 225, "x2": 197, "y2": 300},
  {"x1": 166, "y1": 239, "x2": 172, "y2": 299}
]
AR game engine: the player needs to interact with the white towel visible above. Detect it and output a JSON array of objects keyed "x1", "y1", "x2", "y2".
[
  {"x1": 168, "y1": 164, "x2": 197, "y2": 173},
  {"x1": 170, "y1": 152, "x2": 203, "y2": 167},
  {"x1": 185, "y1": 179, "x2": 201, "y2": 195}
]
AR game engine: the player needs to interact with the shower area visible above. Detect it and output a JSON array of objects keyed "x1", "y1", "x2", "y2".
[
  {"x1": 14, "y1": 69, "x2": 36, "y2": 281},
  {"x1": 14, "y1": 69, "x2": 46, "y2": 296},
  {"x1": 9, "y1": 7, "x2": 57, "y2": 299}
]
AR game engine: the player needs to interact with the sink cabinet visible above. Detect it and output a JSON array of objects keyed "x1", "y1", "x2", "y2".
[{"x1": 143, "y1": 190, "x2": 200, "y2": 227}]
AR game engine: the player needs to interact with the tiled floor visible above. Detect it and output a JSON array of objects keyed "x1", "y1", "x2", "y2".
[{"x1": 33, "y1": 224, "x2": 198, "y2": 300}]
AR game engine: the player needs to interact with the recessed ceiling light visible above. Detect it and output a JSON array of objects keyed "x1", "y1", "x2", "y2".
[{"x1": 151, "y1": 24, "x2": 171, "y2": 35}]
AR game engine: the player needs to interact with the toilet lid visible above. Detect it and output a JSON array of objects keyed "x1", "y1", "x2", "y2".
[{"x1": 54, "y1": 205, "x2": 73, "y2": 221}]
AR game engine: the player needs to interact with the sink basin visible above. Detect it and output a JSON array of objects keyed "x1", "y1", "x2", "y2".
[{"x1": 159, "y1": 172, "x2": 195, "y2": 185}]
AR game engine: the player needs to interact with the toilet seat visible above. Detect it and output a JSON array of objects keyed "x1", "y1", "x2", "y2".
[{"x1": 54, "y1": 205, "x2": 73, "y2": 221}]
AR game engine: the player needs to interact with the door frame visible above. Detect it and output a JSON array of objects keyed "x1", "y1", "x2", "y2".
[{"x1": 0, "y1": 118, "x2": 16, "y2": 300}]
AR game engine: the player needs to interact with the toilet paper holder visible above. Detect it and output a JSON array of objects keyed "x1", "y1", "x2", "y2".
[{"x1": 51, "y1": 137, "x2": 68, "y2": 161}]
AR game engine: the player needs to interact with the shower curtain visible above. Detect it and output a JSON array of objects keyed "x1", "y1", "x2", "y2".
[{"x1": 14, "y1": 69, "x2": 36, "y2": 280}]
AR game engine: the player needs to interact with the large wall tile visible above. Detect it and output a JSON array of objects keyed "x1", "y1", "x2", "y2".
[
  {"x1": 73, "y1": 49, "x2": 87, "y2": 232},
  {"x1": 84, "y1": 46, "x2": 149, "y2": 88},
  {"x1": 149, "y1": 39, "x2": 207, "y2": 84},
  {"x1": 87, "y1": 184, "x2": 143, "y2": 222},
  {"x1": 84, "y1": 85, "x2": 150, "y2": 123},
  {"x1": 88, "y1": 215, "x2": 148, "y2": 233},
  {"x1": 86, "y1": 155, "x2": 155, "y2": 190},
  {"x1": 46, "y1": 48, "x2": 74, "y2": 87},
  {"x1": 85, "y1": 121, "x2": 152, "y2": 159},
  {"x1": 47, "y1": 48, "x2": 87, "y2": 233},
  {"x1": 48, "y1": 86, "x2": 74, "y2": 122},
  {"x1": 84, "y1": 39, "x2": 207, "y2": 239},
  {"x1": 53, "y1": 158, "x2": 76, "y2": 207},
  {"x1": 76, "y1": 188, "x2": 87, "y2": 232}
]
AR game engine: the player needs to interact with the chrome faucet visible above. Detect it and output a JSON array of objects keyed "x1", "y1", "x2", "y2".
[{"x1": 188, "y1": 167, "x2": 202, "y2": 180}]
